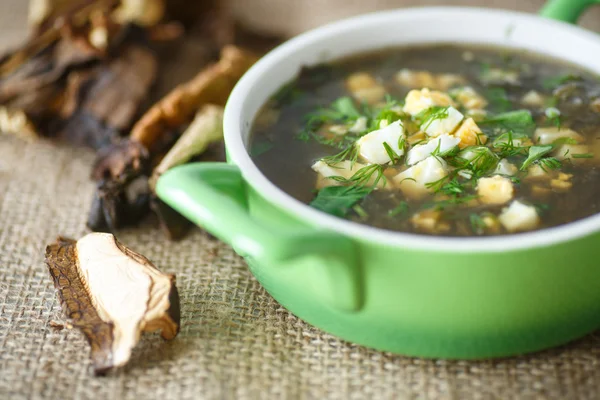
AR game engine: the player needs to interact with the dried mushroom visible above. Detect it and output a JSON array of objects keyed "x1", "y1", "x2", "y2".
[
  {"x1": 149, "y1": 104, "x2": 224, "y2": 190},
  {"x1": 45, "y1": 233, "x2": 180, "y2": 375},
  {"x1": 88, "y1": 46, "x2": 255, "y2": 235},
  {"x1": 88, "y1": 140, "x2": 150, "y2": 231},
  {"x1": 130, "y1": 45, "x2": 256, "y2": 152},
  {"x1": 0, "y1": 9, "x2": 159, "y2": 149}
]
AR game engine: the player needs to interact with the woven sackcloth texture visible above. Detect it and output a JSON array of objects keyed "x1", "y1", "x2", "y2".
[{"x1": 3, "y1": 1, "x2": 600, "y2": 399}]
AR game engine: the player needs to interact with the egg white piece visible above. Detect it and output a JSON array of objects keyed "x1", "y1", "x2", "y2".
[
  {"x1": 495, "y1": 159, "x2": 518, "y2": 176},
  {"x1": 356, "y1": 120, "x2": 405, "y2": 164},
  {"x1": 422, "y1": 106, "x2": 464, "y2": 137},
  {"x1": 393, "y1": 156, "x2": 449, "y2": 199},
  {"x1": 534, "y1": 127, "x2": 584, "y2": 145},
  {"x1": 498, "y1": 201, "x2": 540, "y2": 232},
  {"x1": 406, "y1": 134, "x2": 460, "y2": 166}
]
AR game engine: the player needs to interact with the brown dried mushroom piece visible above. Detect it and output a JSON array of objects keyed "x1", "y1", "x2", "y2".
[
  {"x1": 148, "y1": 104, "x2": 224, "y2": 190},
  {"x1": 87, "y1": 47, "x2": 254, "y2": 234},
  {"x1": 88, "y1": 140, "x2": 151, "y2": 231},
  {"x1": 45, "y1": 233, "x2": 180, "y2": 375},
  {"x1": 130, "y1": 45, "x2": 257, "y2": 153}
]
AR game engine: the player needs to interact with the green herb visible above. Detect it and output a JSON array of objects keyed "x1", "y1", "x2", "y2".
[
  {"x1": 486, "y1": 87, "x2": 512, "y2": 111},
  {"x1": 534, "y1": 203, "x2": 551, "y2": 214},
  {"x1": 458, "y1": 146, "x2": 499, "y2": 176},
  {"x1": 382, "y1": 142, "x2": 402, "y2": 164},
  {"x1": 331, "y1": 96, "x2": 362, "y2": 119},
  {"x1": 353, "y1": 204, "x2": 369, "y2": 218},
  {"x1": 250, "y1": 141, "x2": 274, "y2": 156},
  {"x1": 297, "y1": 96, "x2": 366, "y2": 145},
  {"x1": 469, "y1": 213, "x2": 487, "y2": 235},
  {"x1": 273, "y1": 82, "x2": 303, "y2": 105},
  {"x1": 520, "y1": 145, "x2": 554, "y2": 170},
  {"x1": 438, "y1": 178, "x2": 467, "y2": 197},
  {"x1": 542, "y1": 74, "x2": 582, "y2": 90},
  {"x1": 424, "y1": 194, "x2": 479, "y2": 210},
  {"x1": 478, "y1": 62, "x2": 492, "y2": 80},
  {"x1": 480, "y1": 110, "x2": 536, "y2": 136},
  {"x1": 416, "y1": 106, "x2": 450, "y2": 130},
  {"x1": 552, "y1": 137, "x2": 578, "y2": 146},
  {"x1": 492, "y1": 131, "x2": 528, "y2": 158},
  {"x1": 545, "y1": 107, "x2": 562, "y2": 128},
  {"x1": 310, "y1": 185, "x2": 371, "y2": 217},
  {"x1": 388, "y1": 201, "x2": 409, "y2": 217},
  {"x1": 572, "y1": 153, "x2": 594, "y2": 159},
  {"x1": 321, "y1": 145, "x2": 359, "y2": 166},
  {"x1": 537, "y1": 157, "x2": 562, "y2": 171},
  {"x1": 331, "y1": 164, "x2": 385, "y2": 187},
  {"x1": 425, "y1": 175, "x2": 451, "y2": 193}
]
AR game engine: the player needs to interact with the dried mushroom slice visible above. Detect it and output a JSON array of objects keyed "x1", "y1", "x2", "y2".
[
  {"x1": 130, "y1": 45, "x2": 257, "y2": 152},
  {"x1": 45, "y1": 233, "x2": 180, "y2": 375},
  {"x1": 148, "y1": 104, "x2": 224, "y2": 190}
]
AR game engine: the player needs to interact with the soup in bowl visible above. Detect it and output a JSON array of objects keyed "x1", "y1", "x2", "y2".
[
  {"x1": 157, "y1": 4, "x2": 600, "y2": 358},
  {"x1": 250, "y1": 45, "x2": 600, "y2": 236}
]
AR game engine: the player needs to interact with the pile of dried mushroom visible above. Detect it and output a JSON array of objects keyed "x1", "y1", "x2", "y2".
[
  {"x1": 0, "y1": 0, "x2": 277, "y2": 375},
  {"x1": 1, "y1": 0, "x2": 262, "y2": 239}
]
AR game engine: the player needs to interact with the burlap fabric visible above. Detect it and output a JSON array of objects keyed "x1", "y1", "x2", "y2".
[{"x1": 3, "y1": 1, "x2": 600, "y2": 399}]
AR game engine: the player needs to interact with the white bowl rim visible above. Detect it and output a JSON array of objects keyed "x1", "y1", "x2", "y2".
[{"x1": 224, "y1": 6, "x2": 600, "y2": 252}]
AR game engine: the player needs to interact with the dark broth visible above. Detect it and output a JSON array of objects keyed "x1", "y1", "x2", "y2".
[{"x1": 250, "y1": 45, "x2": 600, "y2": 236}]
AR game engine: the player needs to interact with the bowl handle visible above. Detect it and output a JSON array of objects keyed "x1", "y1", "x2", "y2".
[
  {"x1": 540, "y1": 0, "x2": 599, "y2": 23},
  {"x1": 156, "y1": 162, "x2": 363, "y2": 312}
]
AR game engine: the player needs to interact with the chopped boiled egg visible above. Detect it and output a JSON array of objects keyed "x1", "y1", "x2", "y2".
[
  {"x1": 495, "y1": 159, "x2": 518, "y2": 176},
  {"x1": 348, "y1": 116, "x2": 368, "y2": 133},
  {"x1": 406, "y1": 134, "x2": 460, "y2": 166},
  {"x1": 482, "y1": 68, "x2": 520, "y2": 85},
  {"x1": 521, "y1": 90, "x2": 544, "y2": 107},
  {"x1": 476, "y1": 175, "x2": 514, "y2": 205},
  {"x1": 452, "y1": 87, "x2": 488, "y2": 110},
  {"x1": 422, "y1": 106, "x2": 464, "y2": 137},
  {"x1": 395, "y1": 69, "x2": 437, "y2": 89},
  {"x1": 403, "y1": 88, "x2": 455, "y2": 116},
  {"x1": 534, "y1": 127, "x2": 584, "y2": 145},
  {"x1": 346, "y1": 72, "x2": 386, "y2": 104},
  {"x1": 454, "y1": 117, "x2": 486, "y2": 148},
  {"x1": 312, "y1": 160, "x2": 367, "y2": 189},
  {"x1": 553, "y1": 143, "x2": 591, "y2": 163},
  {"x1": 356, "y1": 120, "x2": 405, "y2": 164},
  {"x1": 393, "y1": 156, "x2": 449, "y2": 199},
  {"x1": 525, "y1": 164, "x2": 553, "y2": 181},
  {"x1": 395, "y1": 70, "x2": 464, "y2": 91},
  {"x1": 498, "y1": 201, "x2": 540, "y2": 232},
  {"x1": 410, "y1": 209, "x2": 451, "y2": 234}
]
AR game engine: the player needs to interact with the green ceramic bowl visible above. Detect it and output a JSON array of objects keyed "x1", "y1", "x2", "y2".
[{"x1": 157, "y1": 0, "x2": 600, "y2": 359}]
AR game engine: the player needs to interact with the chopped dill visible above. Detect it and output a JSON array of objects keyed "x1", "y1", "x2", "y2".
[
  {"x1": 469, "y1": 213, "x2": 487, "y2": 235},
  {"x1": 572, "y1": 153, "x2": 594, "y2": 159},
  {"x1": 388, "y1": 201, "x2": 409, "y2": 217},
  {"x1": 416, "y1": 106, "x2": 450, "y2": 130},
  {"x1": 492, "y1": 131, "x2": 528, "y2": 158},
  {"x1": 353, "y1": 204, "x2": 369, "y2": 218},
  {"x1": 382, "y1": 142, "x2": 402, "y2": 164},
  {"x1": 537, "y1": 157, "x2": 562, "y2": 171},
  {"x1": 321, "y1": 145, "x2": 359, "y2": 166},
  {"x1": 329, "y1": 164, "x2": 386, "y2": 190}
]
